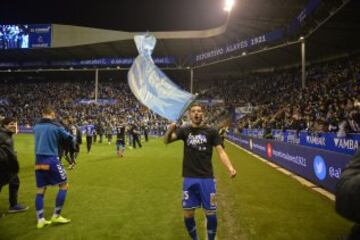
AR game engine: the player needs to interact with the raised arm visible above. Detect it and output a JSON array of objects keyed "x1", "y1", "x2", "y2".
[
  {"x1": 163, "y1": 123, "x2": 178, "y2": 144},
  {"x1": 215, "y1": 145, "x2": 237, "y2": 178}
]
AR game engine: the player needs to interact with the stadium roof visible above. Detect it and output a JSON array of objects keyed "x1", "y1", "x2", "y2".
[{"x1": 0, "y1": 0, "x2": 359, "y2": 74}]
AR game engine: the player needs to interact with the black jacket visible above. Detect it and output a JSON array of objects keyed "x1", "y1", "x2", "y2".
[
  {"x1": 0, "y1": 126, "x2": 19, "y2": 187},
  {"x1": 335, "y1": 151, "x2": 360, "y2": 223}
]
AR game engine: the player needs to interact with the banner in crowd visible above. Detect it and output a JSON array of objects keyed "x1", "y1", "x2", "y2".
[
  {"x1": 288, "y1": 0, "x2": 321, "y2": 34},
  {"x1": 228, "y1": 134, "x2": 352, "y2": 193},
  {"x1": 242, "y1": 129, "x2": 359, "y2": 156},
  {"x1": 0, "y1": 56, "x2": 176, "y2": 69},
  {"x1": 196, "y1": 99, "x2": 224, "y2": 106},
  {"x1": 77, "y1": 99, "x2": 118, "y2": 105}
]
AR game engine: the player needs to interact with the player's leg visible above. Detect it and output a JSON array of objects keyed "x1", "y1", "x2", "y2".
[
  {"x1": 132, "y1": 134, "x2": 136, "y2": 148},
  {"x1": 8, "y1": 175, "x2": 29, "y2": 213},
  {"x1": 128, "y1": 133, "x2": 133, "y2": 149},
  {"x1": 34, "y1": 162, "x2": 52, "y2": 229},
  {"x1": 74, "y1": 144, "x2": 80, "y2": 160},
  {"x1": 137, "y1": 135, "x2": 142, "y2": 148},
  {"x1": 51, "y1": 182, "x2": 70, "y2": 224},
  {"x1": 35, "y1": 186, "x2": 51, "y2": 229},
  {"x1": 183, "y1": 178, "x2": 201, "y2": 240},
  {"x1": 50, "y1": 161, "x2": 70, "y2": 224},
  {"x1": 204, "y1": 209, "x2": 218, "y2": 240},
  {"x1": 184, "y1": 209, "x2": 197, "y2": 240},
  {"x1": 64, "y1": 148, "x2": 72, "y2": 165},
  {"x1": 116, "y1": 142, "x2": 120, "y2": 157},
  {"x1": 68, "y1": 150, "x2": 76, "y2": 169},
  {"x1": 120, "y1": 142, "x2": 125, "y2": 157},
  {"x1": 87, "y1": 136, "x2": 92, "y2": 153},
  {"x1": 200, "y1": 178, "x2": 218, "y2": 240}
]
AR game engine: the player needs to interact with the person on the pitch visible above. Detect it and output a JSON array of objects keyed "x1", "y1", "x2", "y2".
[
  {"x1": 164, "y1": 103, "x2": 237, "y2": 240},
  {"x1": 85, "y1": 121, "x2": 95, "y2": 153},
  {"x1": 130, "y1": 122, "x2": 142, "y2": 149},
  {"x1": 0, "y1": 117, "x2": 29, "y2": 214},
  {"x1": 115, "y1": 121, "x2": 126, "y2": 158},
  {"x1": 33, "y1": 106, "x2": 74, "y2": 229}
]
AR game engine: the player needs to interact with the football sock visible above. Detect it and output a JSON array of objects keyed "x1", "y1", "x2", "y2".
[
  {"x1": 35, "y1": 193, "x2": 44, "y2": 220},
  {"x1": 54, "y1": 189, "x2": 67, "y2": 217},
  {"x1": 184, "y1": 217, "x2": 198, "y2": 240},
  {"x1": 206, "y1": 214, "x2": 217, "y2": 240}
]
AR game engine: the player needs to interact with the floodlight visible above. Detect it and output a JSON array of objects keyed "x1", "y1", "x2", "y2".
[{"x1": 224, "y1": 0, "x2": 235, "y2": 12}]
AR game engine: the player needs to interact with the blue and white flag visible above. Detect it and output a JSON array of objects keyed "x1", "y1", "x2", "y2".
[{"x1": 128, "y1": 33, "x2": 195, "y2": 122}]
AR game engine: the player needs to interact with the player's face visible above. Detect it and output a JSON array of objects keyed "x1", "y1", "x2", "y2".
[
  {"x1": 189, "y1": 106, "x2": 203, "y2": 126},
  {"x1": 4, "y1": 121, "x2": 17, "y2": 133}
]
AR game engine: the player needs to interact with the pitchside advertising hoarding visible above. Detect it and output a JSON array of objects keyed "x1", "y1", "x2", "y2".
[
  {"x1": 242, "y1": 129, "x2": 359, "y2": 156},
  {"x1": 228, "y1": 134, "x2": 353, "y2": 193},
  {"x1": 300, "y1": 132, "x2": 359, "y2": 156}
]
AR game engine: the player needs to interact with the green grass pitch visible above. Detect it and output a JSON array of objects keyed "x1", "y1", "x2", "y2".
[{"x1": 0, "y1": 134, "x2": 353, "y2": 240}]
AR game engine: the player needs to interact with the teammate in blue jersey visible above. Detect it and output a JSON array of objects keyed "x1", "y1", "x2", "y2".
[
  {"x1": 33, "y1": 106, "x2": 74, "y2": 229},
  {"x1": 85, "y1": 122, "x2": 95, "y2": 153},
  {"x1": 164, "y1": 103, "x2": 237, "y2": 240}
]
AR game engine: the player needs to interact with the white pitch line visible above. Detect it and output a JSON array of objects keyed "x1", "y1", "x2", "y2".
[{"x1": 226, "y1": 140, "x2": 335, "y2": 201}]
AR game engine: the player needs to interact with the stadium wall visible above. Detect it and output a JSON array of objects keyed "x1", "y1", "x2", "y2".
[{"x1": 228, "y1": 134, "x2": 352, "y2": 193}]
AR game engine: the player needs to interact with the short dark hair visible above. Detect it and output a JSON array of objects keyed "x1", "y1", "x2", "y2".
[
  {"x1": 189, "y1": 102, "x2": 204, "y2": 111},
  {"x1": 42, "y1": 106, "x2": 55, "y2": 115},
  {"x1": 1, "y1": 117, "x2": 16, "y2": 127}
]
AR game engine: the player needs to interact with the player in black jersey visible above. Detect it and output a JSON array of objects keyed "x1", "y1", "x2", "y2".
[
  {"x1": 115, "y1": 122, "x2": 126, "y2": 158},
  {"x1": 164, "y1": 103, "x2": 236, "y2": 240}
]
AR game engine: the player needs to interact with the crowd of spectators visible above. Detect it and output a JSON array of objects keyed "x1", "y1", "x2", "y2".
[
  {"x1": 196, "y1": 55, "x2": 360, "y2": 135},
  {"x1": 0, "y1": 55, "x2": 359, "y2": 136},
  {"x1": 0, "y1": 78, "x2": 168, "y2": 133}
]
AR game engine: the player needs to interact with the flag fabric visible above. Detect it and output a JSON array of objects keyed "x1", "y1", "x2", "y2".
[{"x1": 128, "y1": 34, "x2": 195, "y2": 122}]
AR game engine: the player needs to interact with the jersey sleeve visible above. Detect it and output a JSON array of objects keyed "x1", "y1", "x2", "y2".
[
  {"x1": 212, "y1": 128, "x2": 223, "y2": 146},
  {"x1": 175, "y1": 127, "x2": 186, "y2": 141},
  {"x1": 58, "y1": 127, "x2": 73, "y2": 141}
]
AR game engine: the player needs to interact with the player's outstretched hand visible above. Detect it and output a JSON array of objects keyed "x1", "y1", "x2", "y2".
[{"x1": 229, "y1": 168, "x2": 237, "y2": 178}]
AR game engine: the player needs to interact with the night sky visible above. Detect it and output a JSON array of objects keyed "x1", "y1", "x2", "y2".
[{"x1": 0, "y1": 0, "x2": 228, "y2": 31}]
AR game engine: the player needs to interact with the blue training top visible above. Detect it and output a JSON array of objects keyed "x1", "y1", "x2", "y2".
[{"x1": 33, "y1": 118, "x2": 73, "y2": 157}]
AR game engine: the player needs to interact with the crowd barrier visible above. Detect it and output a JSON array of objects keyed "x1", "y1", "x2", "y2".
[{"x1": 228, "y1": 133, "x2": 353, "y2": 193}]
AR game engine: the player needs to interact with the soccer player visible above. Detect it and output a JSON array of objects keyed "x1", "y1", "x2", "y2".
[
  {"x1": 33, "y1": 106, "x2": 74, "y2": 229},
  {"x1": 115, "y1": 121, "x2": 126, "y2": 158},
  {"x1": 85, "y1": 121, "x2": 95, "y2": 153},
  {"x1": 164, "y1": 103, "x2": 237, "y2": 240}
]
